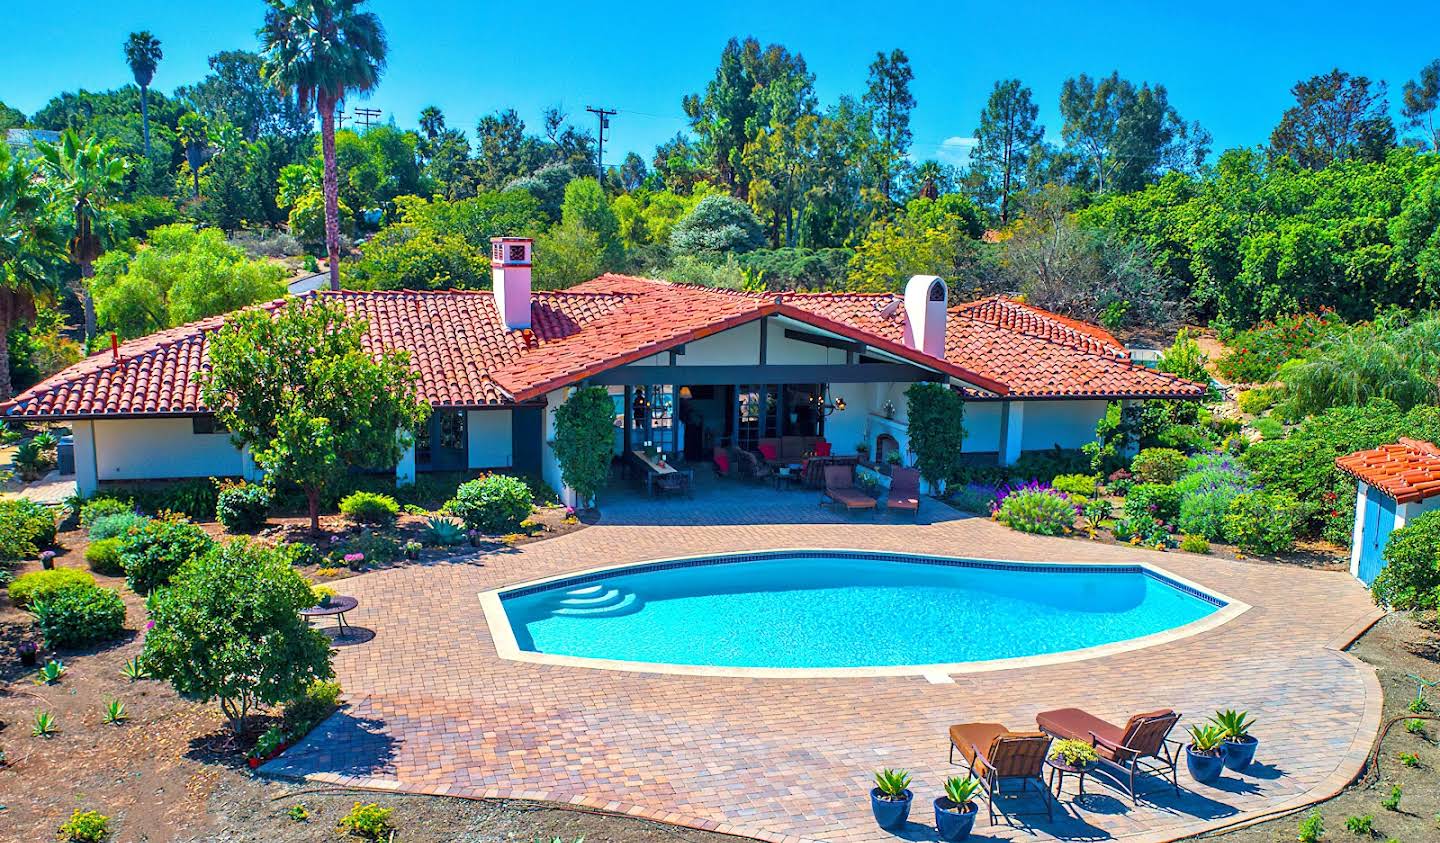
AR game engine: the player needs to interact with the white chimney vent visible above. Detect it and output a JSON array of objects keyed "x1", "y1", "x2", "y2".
[
  {"x1": 491, "y1": 236, "x2": 533, "y2": 330},
  {"x1": 902, "y1": 274, "x2": 948, "y2": 358}
]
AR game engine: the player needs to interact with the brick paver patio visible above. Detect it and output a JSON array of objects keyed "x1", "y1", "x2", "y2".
[{"x1": 264, "y1": 482, "x2": 1383, "y2": 843}]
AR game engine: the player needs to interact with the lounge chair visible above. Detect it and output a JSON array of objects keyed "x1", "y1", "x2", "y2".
[
  {"x1": 821, "y1": 465, "x2": 876, "y2": 511},
  {"x1": 886, "y1": 467, "x2": 921, "y2": 518},
  {"x1": 1035, "y1": 708, "x2": 1181, "y2": 804},
  {"x1": 734, "y1": 448, "x2": 773, "y2": 483},
  {"x1": 948, "y1": 722, "x2": 1054, "y2": 823}
]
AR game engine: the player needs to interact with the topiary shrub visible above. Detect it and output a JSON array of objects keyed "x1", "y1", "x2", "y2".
[
  {"x1": 905, "y1": 382, "x2": 967, "y2": 492},
  {"x1": 84, "y1": 538, "x2": 125, "y2": 576},
  {"x1": 0, "y1": 498, "x2": 57, "y2": 561},
  {"x1": 7, "y1": 567, "x2": 96, "y2": 609},
  {"x1": 995, "y1": 487, "x2": 1076, "y2": 536},
  {"x1": 338, "y1": 491, "x2": 399, "y2": 526},
  {"x1": 1223, "y1": 490, "x2": 1308, "y2": 556},
  {"x1": 216, "y1": 482, "x2": 272, "y2": 532},
  {"x1": 552, "y1": 386, "x2": 616, "y2": 508},
  {"x1": 1371, "y1": 510, "x2": 1440, "y2": 611},
  {"x1": 447, "y1": 475, "x2": 532, "y2": 534},
  {"x1": 32, "y1": 584, "x2": 126, "y2": 649},
  {"x1": 1130, "y1": 448, "x2": 1189, "y2": 484},
  {"x1": 118, "y1": 516, "x2": 217, "y2": 594},
  {"x1": 79, "y1": 497, "x2": 135, "y2": 530},
  {"x1": 87, "y1": 511, "x2": 150, "y2": 542}
]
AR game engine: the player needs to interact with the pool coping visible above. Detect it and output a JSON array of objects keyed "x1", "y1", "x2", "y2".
[{"x1": 477, "y1": 548, "x2": 1250, "y2": 679}]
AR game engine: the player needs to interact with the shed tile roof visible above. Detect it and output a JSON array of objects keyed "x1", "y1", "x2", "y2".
[
  {"x1": 2, "y1": 276, "x2": 1205, "y2": 419},
  {"x1": 1336, "y1": 438, "x2": 1440, "y2": 504}
]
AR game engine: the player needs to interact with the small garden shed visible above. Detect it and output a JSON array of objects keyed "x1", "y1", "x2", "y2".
[{"x1": 1336, "y1": 438, "x2": 1440, "y2": 585}]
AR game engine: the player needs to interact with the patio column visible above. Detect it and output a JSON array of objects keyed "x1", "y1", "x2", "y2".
[
  {"x1": 998, "y1": 401, "x2": 1024, "y2": 466},
  {"x1": 396, "y1": 433, "x2": 416, "y2": 486},
  {"x1": 73, "y1": 420, "x2": 98, "y2": 497},
  {"x1": 1349, "y1": 482, "x2": 1369, "y2": 579}
]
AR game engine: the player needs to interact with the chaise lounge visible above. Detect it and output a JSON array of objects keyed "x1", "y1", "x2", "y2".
[
  {"x1": 820, "y1": 465, "x2": 876, "y2": 512},
  {"x1": 948, "y1": 722, "x2": 1054, "y2": 823},
  {"x1": 885, "y1": 466, "x2": 921, "y2": 518},
  {"x1": 1035, "y1": 707, "x2": 1182, "y2": 804}
]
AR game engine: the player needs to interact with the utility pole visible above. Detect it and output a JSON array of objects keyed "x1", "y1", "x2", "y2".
[
  {"x1": 335, "y1": 107, "x2": 348, "y2": 130},
  {"x1": 586, "y1": 106, "x2": 616, "y2": 182},
  {"x1": 355, "y1": 107, "x2": 381, "y2": 130}
]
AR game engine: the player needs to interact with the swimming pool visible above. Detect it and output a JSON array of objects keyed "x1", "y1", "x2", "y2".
[{"x1": 490, "y1": 551, "x2": 1232, "y2": 673}]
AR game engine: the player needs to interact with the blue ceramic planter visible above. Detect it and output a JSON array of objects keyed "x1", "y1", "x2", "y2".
[
  {"x1": 869, "y1": 788, "x2": 912, "y2": 830},
  {"x1": 934, "y1": 797, "x2": 978, "y2": 841},
  {"x1": 1186, "y1": 746, "x2": 1226, "y2": 784},
  {"x1": 1222, "y1": 736, "x2": 1258, "y2": 771}
]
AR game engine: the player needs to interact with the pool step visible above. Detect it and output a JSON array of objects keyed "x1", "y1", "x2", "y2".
[
  {"x1": 550, "y1": 588, "x2": 642, "y2": 617},
  {"x1": 556, "y1": 587, "x2": 624, "y2": 607}
]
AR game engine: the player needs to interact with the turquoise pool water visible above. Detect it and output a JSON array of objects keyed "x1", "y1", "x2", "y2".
[{"x1": 500, "y1": 552, "x2": 1222, "y2": 669}]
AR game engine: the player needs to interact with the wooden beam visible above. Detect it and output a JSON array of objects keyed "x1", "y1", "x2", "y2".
[{"x1": 584, "y1": 364, "x2": 940, "y2": 386}]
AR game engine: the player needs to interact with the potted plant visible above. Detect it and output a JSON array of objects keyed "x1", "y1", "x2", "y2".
[
  {"x1": 933, "y1": 775, "x2": 981, "y2": 841},
  {"x1": 404, "y1": 540, "x2": 422, "y2": 560},
  {"x1": 1212, "y1": 709, "x2": 1258, "y2": 771},
  {"x1": 1185, "y1": 723, "x2": 1227, "y2": 784},
  {"x1": 856, "y1": 441, "x2": 870, "y2": 460},
  {"x1": 18, "y1": 640, "x2": 38, "y2": 667},
  {"x1": 1048, "y1": 738, "x2": 1099, "y2": 771},
  {"x1": 870, "y1": 768, "x2": 913, "y2": 830},
  {"x1": 312, "y1": 585, "x2": 336, "y2": 609}
]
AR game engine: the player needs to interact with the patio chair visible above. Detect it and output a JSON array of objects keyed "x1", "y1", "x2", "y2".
[
  {"x1": 885, "y1": 467, "x2": 921, "y2": 519},
  {"x1": 820, "y1": 465, "x2": 876, "y2": 512},
  {"x1": 1035, "y1": 708, "x2": 1182, "y2": 804},
  {"x1": 948, "y1": 722, "x2": 1054, "y2": 823},
  {"x1": 734, "y1": 448, "x2": 773, "y2": 483}
]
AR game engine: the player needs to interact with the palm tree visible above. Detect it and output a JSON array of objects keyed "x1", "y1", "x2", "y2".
[
  {"x1": 0, "y1": 147, "x2": 64, "y2": 399},
  {"x1": 177, "y1": 113, "x2": 210, "y2": 198},
  {"x1": 260, "y1": 0, "x2": 387, "y2": 292},
  {"x1": 418, "y1": 105, "x2": 445, "y2": 141},
  {"x1": 36, "y1": 130, "x2": 129, "y2": 341},
  {"x1": 123, "y1": 32, "x2": 163, "y2": 158},
  {"x1": 914, "y1": 160, "x2": 943, "y2": 200}
]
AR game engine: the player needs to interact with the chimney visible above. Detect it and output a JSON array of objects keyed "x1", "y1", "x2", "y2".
[
  {"x1": 902, "y1": 275, "x2": 948, "y2": 358},
  {"x1": 490, "y1": 236, "x2": 533, "y2": 330}
]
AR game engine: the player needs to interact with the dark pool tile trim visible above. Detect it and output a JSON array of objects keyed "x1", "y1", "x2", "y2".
[{"x1": 499, "y1": 549, "x2": 1228, "y2": 608}]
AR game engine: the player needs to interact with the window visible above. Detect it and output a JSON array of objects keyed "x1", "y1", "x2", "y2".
[{"x1": 192, "y1": 416, "x2": 227, "y2": 435}]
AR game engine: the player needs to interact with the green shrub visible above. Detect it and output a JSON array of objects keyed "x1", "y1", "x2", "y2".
[
  {"x1": 0, "y1": 498, "x2": 57, "y2": 561},
  {"x1": 1252, "y1": 416, "x2": 1285, "y2": 440},
  {"x1": 275, "y1": 541, "x2": 321, "y2": 569},
  {"x1": 1179, "y1": 534, "x2": 1212, "y2": 554},
  {"x1": 33, "y1": 585, "x2": 127, "y2": 649},
  {"x1": 103, "y1": 478, "x2": 221, "y2": 520},
  {"x1": 283, "y1": 678, "x2": 343, "y2": 735},
  {"x1": 84, "y1": 538, "x2": 125, "y2": 576},
  {"x1": 1178, "y1": 490, "x2": 1240, "y2": 541},
  {"x1": 1113, "y1": 512, "x2": 1174, "y2": 547},
  {"x1": 1372, "y1": 510, "x2": 1440, "y2": 610},
  {"x1": 338, "y1": 531, "x2": 401, "y2": 566},
  {"x1": 1215, "y1": 312, "x2": 1344, "y2": 383},
  {"x1": 79, "y1": 497, "x2": 135, "y2": 530},
  {"x1": 1223, "y1": 490, "x2": 1308, "y2": 555},
  {"x1": 87, "y1": 512, "x2": 150, "y2": 542},
  {"x1": 338, "y1": 491, "x2": 400, "y2": 525},
  {"x1": 1156, "y1": 423, "x2": 1218, "y2": 453},
  {"x1": 995, "y1": 488, "x2": 1076, "y2": 536},
  {"x1": 118, "y1": 517, "x2": 217, "y2": 594},
  {"x1": 1051, "y1": 474, "x2": 1100, "y2": 497},
  {"x1": 1237, "y1": 387, "x2": 1277, "y2": 415},
  {"x1": 447, "y1": 474, "x2": 532, "y2": 534},
  {"x1": 338, "y1": 803, "x2": 393, "y2": 840},
  {"x1": 1123, "y1": 483, "x2": 1182, "y2": 523},
  {"x1": 1130, "y1": 448, "x2": 1189, "y2": 484},
  {"x1": 215, "y1": 482, "x2": 272, "y2": 532},
  {"x1": 7, "y1": 568, "x2": 95, "y2": 608},
  {"x1": 1009, "y1": 447, "x2": 1089, "y2": 483},
  {"x1": 57, "y1": 809, "x2": 111, "y2": 843}
]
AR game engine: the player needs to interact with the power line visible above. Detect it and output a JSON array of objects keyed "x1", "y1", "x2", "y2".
[
  {"x1": 586, "y1": 106, "x2": 617, "y2": 180},
  {"x1": 355, "y1": 107, "x2": 382, "y2": 130}
]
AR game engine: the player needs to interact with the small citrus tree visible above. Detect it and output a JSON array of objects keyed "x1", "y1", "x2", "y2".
[
  {"x1": 904, "y1": 382, "x2": 966, "y2": 493},
  {"x1": 553, "y1": 386, "x2": 615, "y2": 509},
  {"x1": 142, "y1": 540, "x2": 332, "y2": 735},
  {"x1": 201, "y1": 298, "x2": 429, "y2": 531}
]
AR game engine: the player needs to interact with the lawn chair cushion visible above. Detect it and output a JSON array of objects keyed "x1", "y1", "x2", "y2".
[
  {"x1": 949, "y1": 722, "x2": 1005, "y2": 769},
  {"x1": 1036, "y1": 708, "x2": 1174, "y2": 763},
  {"x1": 713, "y1": 449, "x2": 731, "y2": 475},
  {"x1": 950, "y1": 723, "x2": 1049, "y2": 779},
  {"x1": 814, "y1": 440, "x2": 832, "y2": 456},
  {"x1": 758, "y1": 443, "x2": 778, "y2": 461}
]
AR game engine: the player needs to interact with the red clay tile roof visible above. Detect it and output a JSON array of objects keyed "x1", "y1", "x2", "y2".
[
  {"x1": 1336, "y1": 438, "x2": 1440, "y2": 504},
  {"x1": 2, "y1": 276, "x2": 1204, "y2": 419}
]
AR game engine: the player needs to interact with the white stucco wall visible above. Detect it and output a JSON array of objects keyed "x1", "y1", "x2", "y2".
[
  {"x1": 467, "y1": 410, "x2": 514, "y2": 468},
  {"x1": 92, "y1": 417, "x2": 246, "y2": 481},
  {"x1": 962, "y1": 403, "x2": 1003, "y2": 453},
  {"x1": 622, "y1": 318, "x2": 851, "y2": 369},
  {"x1": 1020, "y1": 400, "x2": 1109, "y2": 451},
  {"x1": 539, "y1": 388, "x2": 576, "y2": 507}
]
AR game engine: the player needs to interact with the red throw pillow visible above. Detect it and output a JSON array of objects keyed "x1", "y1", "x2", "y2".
[
  {"x1": 714, "y1": 451, "x2": 731, "y2": 474},
  {"x1": 758, "y1": 443, "x2": 778, "y2": 461},
  {"x1": 814, "y1": 440, "x2": 832, "y2": 457}
]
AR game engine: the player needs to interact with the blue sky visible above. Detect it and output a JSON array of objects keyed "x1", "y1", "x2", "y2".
[{"x1": 4, "y1": 0, "x2": 1438, "y2": 168}]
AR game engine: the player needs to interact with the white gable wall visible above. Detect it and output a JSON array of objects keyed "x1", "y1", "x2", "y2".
[{"x1": 92, "y1": 417, "x2": 246, "y2": 481}]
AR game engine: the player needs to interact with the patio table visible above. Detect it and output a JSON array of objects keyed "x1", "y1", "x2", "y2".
[
  {"x1": 631, "y1": 449, "x2": 677, "y2": 495},
  {"x1": 300, "y1": 595, "x2": 359, "y2": 638}
]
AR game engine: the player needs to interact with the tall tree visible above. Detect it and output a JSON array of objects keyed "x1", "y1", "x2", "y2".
[
  {"x1": 418, "y1": 105, "x2": 445, "y2": 141},
  {"x1": 474, "y1": 109, "x2": 540, "y2": 189},
  {"x1": 1269, "y1": 69, "x2": 1395, "y2": 169},
  {"x1": 1402, "y1": 60, "x2": 1440, "y2": 151},
  {"x1": 619, "y1": 151, "x2": 648, "y2": 192},
  {"x1": 863, "y1": 48, "x2": 915, "y2": 205},
  {"x1": 260, "y1": 0, "x2": 388, "y2": 292},
  {"x1": 123, "y1": 31, "x2": 163, "y2": 158},
  {"x1": 912, "y1": 160, "x2": 945, "y2": 200},
  {"x1": 971, "y1": 79, "x2": 1044, "y2": 223},
  {"x1": 1060, "y1": 71, "x2": 1208, "y2": 194},
  {"x1": 0, "y1": 146, "x2": 63, "y2": 399},
  {"x1": 177, "y1": 50, "x2": 312, "y2": 153},
  {"x1": 36, "y1": 130, "x2": 128, "y2": 341}
]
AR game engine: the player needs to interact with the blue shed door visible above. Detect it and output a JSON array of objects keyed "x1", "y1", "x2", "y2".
[{"x1": 1357, "y1": 493, "x2": 1397, "y2": 585}]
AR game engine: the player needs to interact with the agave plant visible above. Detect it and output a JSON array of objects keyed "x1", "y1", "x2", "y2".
[
  {"x1": 942, "y1": 775, "x2": 981, "y2": 806},
  {"x1": 32, "y1": 709, "x2": 58, "y2": 737},
  {"x1": 102, "y1": 698, "x2": 128, "y2": 725},
  {"x1": 1210, "y1": 709, "x2": 1255, "y2": 742},
  {"x1": 35, "y1": 659, "x2": 65, "y2": 685},
  {"x1": 31, "y1": 431, "x2": 58, "y2": 451},
  {"x1": 423, "y1": 515, "x2": 467, "y2": 547},
  {"x1": 121, "y1": 656, "x2": 149, "y2": 682},
  {"x1": 873, "y1": 768, "x2": 911, "y2": 799},
  {"x1": 1187, "y1": 723, "x2": 1226, "y2": 753}
]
